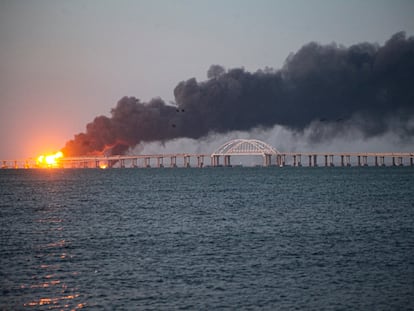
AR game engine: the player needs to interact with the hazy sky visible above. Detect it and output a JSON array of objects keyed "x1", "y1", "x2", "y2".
[{"x1": 1, "y1": 0, "x2": 414, "y2": 159}]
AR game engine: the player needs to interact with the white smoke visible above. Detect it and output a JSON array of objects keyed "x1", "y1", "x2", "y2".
[{"x1": 133, "y1": 120, "x2": 414, "y2": 157}]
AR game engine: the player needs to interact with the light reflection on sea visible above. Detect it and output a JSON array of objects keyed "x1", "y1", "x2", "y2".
[{"x1": 20, "y1": 211, "x2": 85, "y2": 310}]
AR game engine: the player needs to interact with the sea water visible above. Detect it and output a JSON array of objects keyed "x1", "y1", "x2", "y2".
[{"x1": 1, "y1": 167, "x2": 413, "y2": 310}]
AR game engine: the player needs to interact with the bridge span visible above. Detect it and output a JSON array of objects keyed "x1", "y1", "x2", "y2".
[{"x1": 1, "y1": 139, "x2": 414, "y2": 168}]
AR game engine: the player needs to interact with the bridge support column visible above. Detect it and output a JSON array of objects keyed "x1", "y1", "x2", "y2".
[
  {"x1": 392, "y1": 157, "x2": 396, "y2": 166},
  {"x1": 295, "y1": 155, "x2": 299, "y2": 166},
  {"x1": 411, "y1": 157, "x2": 413, "y2": 166},
  {"x1": 380, "y1": 156, "x2": 385, "y2": 166},
  {"x1": 276, "y1": 155, "x2": 281, "y2": 166},
  {"x1": 263, "y1": 154, "x2": 272, "y2": 167},
  {"x1": 280, "y1": 155, "x2": 285, "y2": 167},
  {"x1": 224, "y1": 155, "x2": 231, "y2": 167},
  {"x1": 341, "y1": 155, "x2": 344, "y2": 167},
  {"x1": 170, "y1": 156, "x2": 177, "y2": 168},
  {"x1": 120, "y1": 159, "x2": 125, "y2": 168},
  {"x1": 308, "y1": 155, "x2": 317, "y2": 167},
  {"x1": 214, "y1": 155, "x2": 220, "y2": 167},
  {"x1": 296, "y1": 154, "x2": 302, "y2": 167},
  {"x1": 95, "y1": 160, "x2": 100, "y2": 168},
  {"x1": 330, "y1": 155, "x2": 334, "y2": 167},
  {"x1": 157, "y1": 157, "x2": 164, "y2": 168},
  {"x1": 184, "y1": 155, "x2": 190, "y2": 168},
  {"x1": 398, "y1": 157, "x2": 403, "y2": 166},
  {"x1": 145, "y1": 157, "x2": 151, "y2": 168},
  {"x1": 374, "y1": 156, "x2": 378, "y2": 167},
  {"x1": 132, "y1": 158, "x2": 138, "y2": 168},
  {"x1": 363, "y1": 156, "x2": 368, "y2": 166},
  {"x1": 211, "y1": 156, "x2": 219, "y2": 167},
  {"x1": 357, "y1": 156, "x2": 361, "y2": 167},
  {"x1": 346, "y1": 155, "x2": 351, "y2": 167},
  {"x1": 197, "y1": 156, "x2": 204, "y2": 168},
  {"x1": 324, "y1": 155, "x2": 332, "y2": 167}
]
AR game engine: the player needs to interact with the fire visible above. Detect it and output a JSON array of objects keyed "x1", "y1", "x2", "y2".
[
  {"x1": 99, "y1": 163, "x2": 108, "y2": 169},
  {"x1": 37, "y1": 151, "x2": 63, "y2": 168}
]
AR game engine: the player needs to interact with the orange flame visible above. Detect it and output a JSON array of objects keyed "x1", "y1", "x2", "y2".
[
  {"x1": 99, "y1": 163, "x2": 108, "y2": 169},
  {"x1": 37, "y1": 151, "x2": 63, "y2": 168}
]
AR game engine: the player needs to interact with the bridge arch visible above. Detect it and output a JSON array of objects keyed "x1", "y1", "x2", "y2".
[{"x1": 211, "y1": 139, "x2": 280, "y2": 166}]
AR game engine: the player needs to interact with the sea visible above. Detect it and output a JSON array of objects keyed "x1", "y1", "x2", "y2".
[{"x1": 1, "y1": 166, "x2": 413, "y2": 310}]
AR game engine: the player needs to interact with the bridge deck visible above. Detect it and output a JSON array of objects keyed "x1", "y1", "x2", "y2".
[{"x1": 2, "y1": 152, "x2": 413, "y2": 169}]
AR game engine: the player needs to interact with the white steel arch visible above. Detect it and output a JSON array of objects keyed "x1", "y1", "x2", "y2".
[{"x1": 211, "y1": 139, "x2": 280, "y2": 156}]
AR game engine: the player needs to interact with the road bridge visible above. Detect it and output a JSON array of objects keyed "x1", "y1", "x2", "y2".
[{"x1": 1, "y1": 139, "x2": 414, "y2": 168}]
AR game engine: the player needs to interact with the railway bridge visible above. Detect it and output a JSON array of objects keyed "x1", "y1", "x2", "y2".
[{"x1": 1, "y1": 139, "x2": 414, "y2": 168}]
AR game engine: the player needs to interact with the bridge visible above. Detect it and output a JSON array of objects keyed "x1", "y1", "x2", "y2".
[
  {"x1": 1, "y1": 139, "x2": 414, "y2": 168},
  {"x1": 211, "y1": 139, "x2": 280, "y2": 166}
]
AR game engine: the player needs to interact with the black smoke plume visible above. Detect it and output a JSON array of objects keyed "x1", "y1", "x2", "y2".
[{"x1": 62, "y1": 32, "x2": 414, "y2": 156}]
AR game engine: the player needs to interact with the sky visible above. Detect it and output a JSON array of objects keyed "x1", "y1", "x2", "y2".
[{"x1": 1, "y1": 0, "x2": 414, "y2": 159}]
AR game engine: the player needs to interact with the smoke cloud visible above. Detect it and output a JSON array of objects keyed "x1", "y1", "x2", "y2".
[{"x1": 62, "y1": 32, "x2": 414, "y2": 156}]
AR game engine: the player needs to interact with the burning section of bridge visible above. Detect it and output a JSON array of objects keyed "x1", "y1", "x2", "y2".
[{"x1": 36, "y1": 151, "x2": 64, "y2": 168}]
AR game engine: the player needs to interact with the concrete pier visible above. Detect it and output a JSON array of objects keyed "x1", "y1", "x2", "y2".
[
  {"x1": 276, "y1": 155, "x2": 282, "y2": 167},
  {"x1": 297, "y1": 154, "x2": 302, "y2": 167},
  {"x1": 224, "y1": 155, "x2": 231, "y2": 167},
  {"x1": 324, "y1": 155, "x2": 334, "y2": 167},
  {"x1": 170, "y1": 156, "x2": 177, "y2": 168},
  {"x1": 261, "y1": 154, "x2": 270, "y2": 167},
  {"x1": 197, "y1": 155, "x2": 204, "y2": 168},
  {"x1": 184, "y1": 155, "x2": 191, "y2": 168},
  {"x1": 292, "y1": 154, "x2": 302, "y2": 167},
  {"x1": 211, "y1": 155, "x2": 220, "y2": 167},
  {"x1": 280, "y1": 154, "x2": 286, "y2": 167}
]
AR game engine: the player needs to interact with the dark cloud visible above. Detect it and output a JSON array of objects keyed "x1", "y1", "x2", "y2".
[
  {"x1": 62, "y1": 97, "x2": 178, "y2": 156},
  {"x1": 62, "y1": 32, "x2": 414, "y2": 156}
]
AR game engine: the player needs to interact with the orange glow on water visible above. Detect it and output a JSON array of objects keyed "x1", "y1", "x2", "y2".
[
  {"x1": 24, "y1": 294, "x2": 82, "y2": 308},
  {"x1": 36, "y1": 151, "x2": 63, "y2": 168}
]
